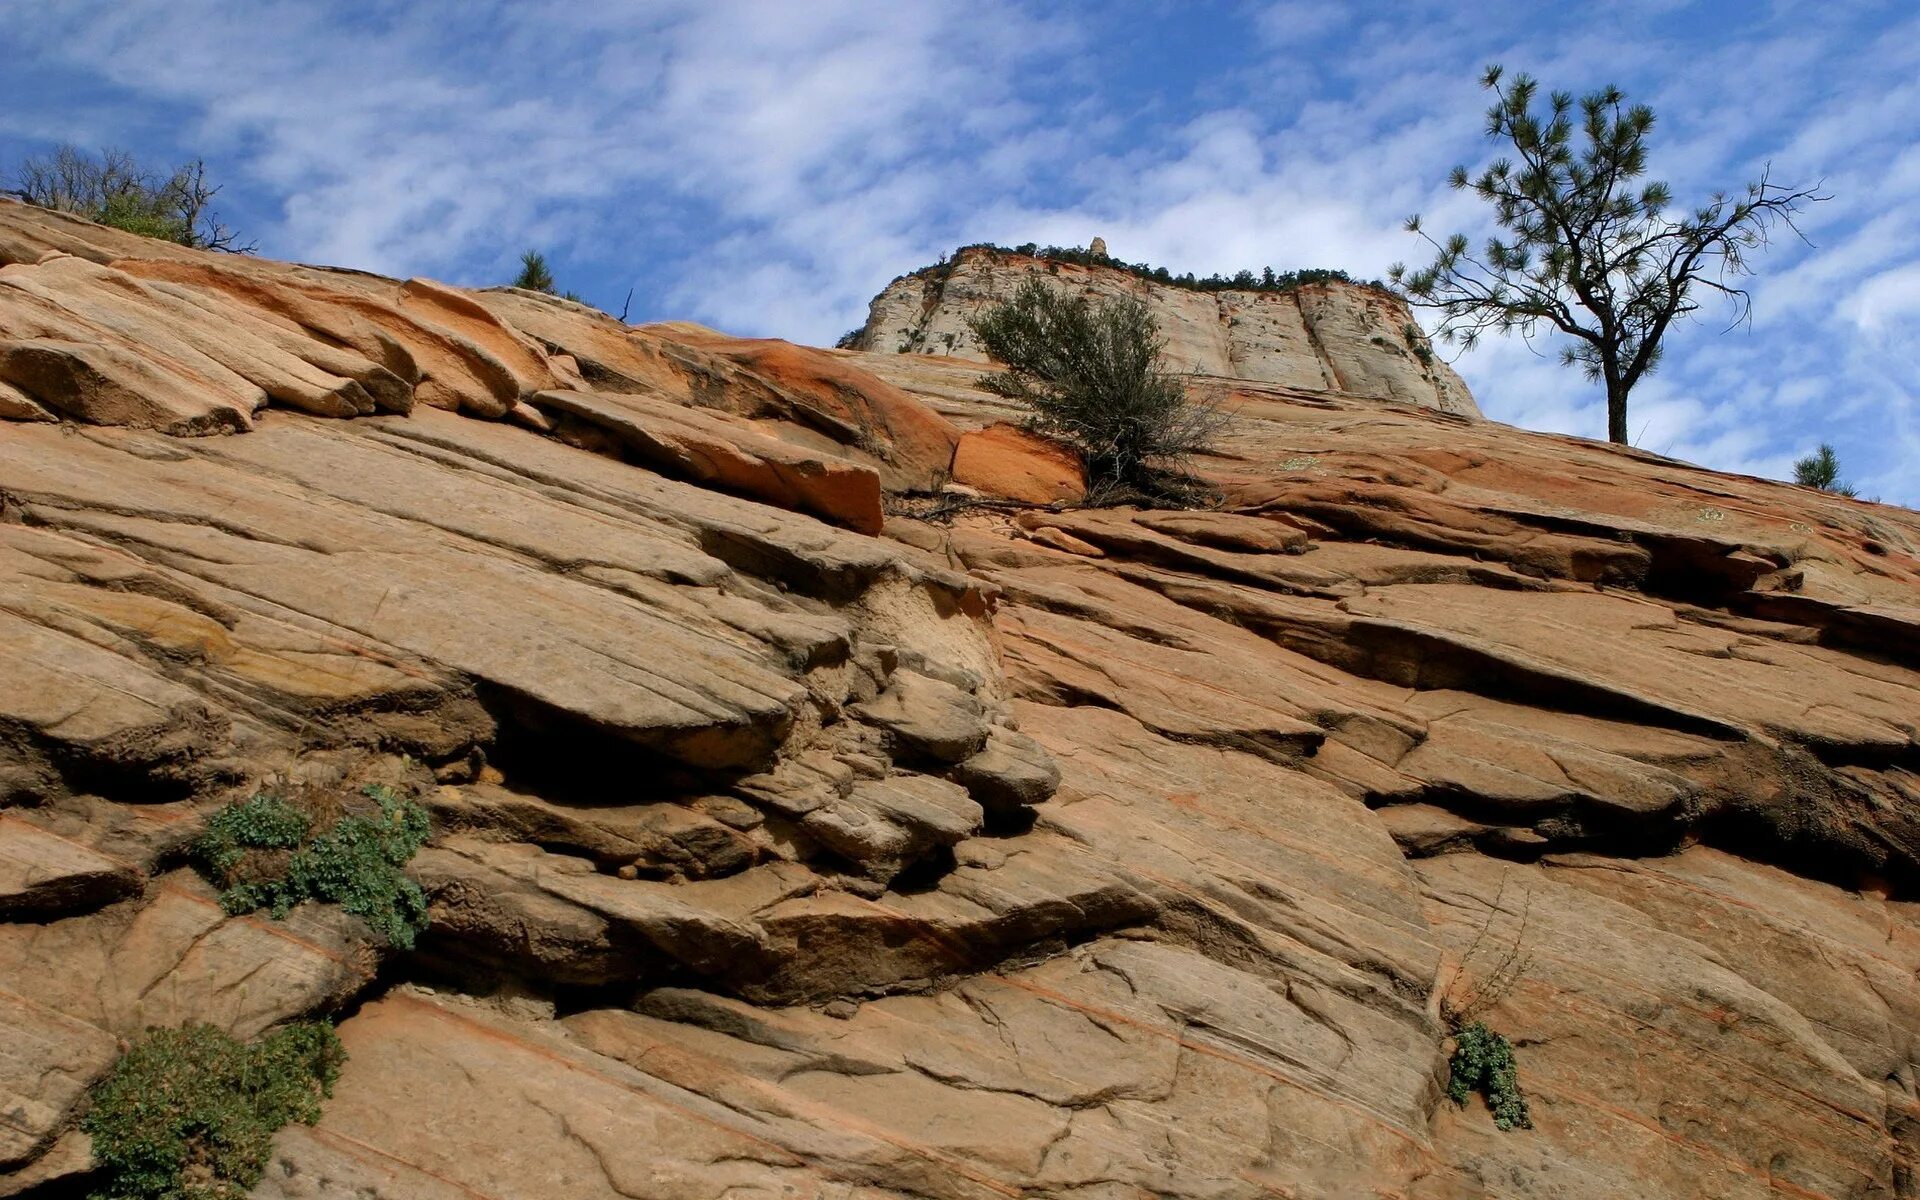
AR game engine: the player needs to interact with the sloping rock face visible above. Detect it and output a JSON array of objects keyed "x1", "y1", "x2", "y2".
[
  {"x1": 3, "y1": 199, "x2": 1919, "y2": 1199},
  {"x1": 849, "y1": 244, "x2": 1481, "y2": 417}
]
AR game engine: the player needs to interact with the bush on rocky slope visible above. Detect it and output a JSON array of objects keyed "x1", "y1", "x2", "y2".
[
  {"x1": 195, "y1": 783, "x2": 432, "y2": 949},
  {"x1": 7, "y1": 143, "x2": 252, "y2": 252},
  {"x1": 968, "y1": 276, "x2": 1225, "y2": 499},
  {"x1": 82, "y1": 1021, "x2": 344, "y2": 1200},
  {"x1": 1447, "y1": 1021, "x2": 1532, "y2": 1130}
]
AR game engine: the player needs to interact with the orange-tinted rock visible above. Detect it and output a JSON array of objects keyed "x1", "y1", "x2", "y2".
[
  {"x1": 5, "y1": 196, "x2": 1920, "y2": 1200},
  {"x1": 647, "y1": 322, "x2": 963, "y2": 491},
  {"x1": 949, "y1": 422, "x2": 1085, "y2": 503},
  {"x1": 0, "y1": 378, "x2": 53, "y2": 422},
  {"x1": 534, "y1": 388, "x2": 885, "y2": 534}
]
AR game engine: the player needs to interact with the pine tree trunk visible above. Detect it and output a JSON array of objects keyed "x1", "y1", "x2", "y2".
[{"x1": 1606, "y1": 380, "x2": 1629, "y2": 445}]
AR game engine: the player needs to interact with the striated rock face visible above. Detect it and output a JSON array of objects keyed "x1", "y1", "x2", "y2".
[
  {"x1": 849, "y1": 244, "x2": 1481, "y2": 417},
  {"x1": 4, "y1": 198, "x2": 1920, "y2": 1199}
]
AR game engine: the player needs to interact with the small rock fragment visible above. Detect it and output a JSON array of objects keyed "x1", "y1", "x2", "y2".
[{"x1": 853, "y1": 670, "x2": 990, "y2": 764}]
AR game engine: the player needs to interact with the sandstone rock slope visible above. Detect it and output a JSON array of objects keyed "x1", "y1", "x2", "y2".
[
  {"x1": 2, "y1": 198, "x2": 1917, "y2": 1199},
  {"x1": 849, "y1": 243, "x2": 1480, "y2": 417}
]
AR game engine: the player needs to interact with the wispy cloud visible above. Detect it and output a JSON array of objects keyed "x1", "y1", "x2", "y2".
[{"x1": 0, "y1": 0, "x2": 1915, "y2": 502}]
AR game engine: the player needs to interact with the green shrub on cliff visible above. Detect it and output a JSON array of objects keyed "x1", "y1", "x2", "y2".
[
  {"x1": 195, "y1": 783, "x2": 431, "y2": 948},
  {"x1": 1446, "y1": 1021, "x2": 1531, "y2": 1130},
  {"x1": 83, "y1": 1021, "x2": 344, "y2": 1200},
  {"x1": 968, "y1": 276, "x2": 1225, "y2": 500},
  {"x1": 510, "y1": 249, "x2": 584, "y2": 303},
  {"x1": 1792, "y1": 443, "x2": 1857, "y2": 497}
]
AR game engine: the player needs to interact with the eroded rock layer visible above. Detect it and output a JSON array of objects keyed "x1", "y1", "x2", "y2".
[
  {"x1": 2, "y1": 198, "x2": 1918, "y2": 1199},
  {"x1": 849, "y1": 244, "x2": 1481, "y2": 417}
]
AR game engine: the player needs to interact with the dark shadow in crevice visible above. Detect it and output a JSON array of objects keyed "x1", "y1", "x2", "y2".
[
  {"x1": 886, "y1": 846, "x2": 958, "y2": 895},
  {"x1": 1695, "y1": 803, "x2": 1919, "y2": 903},
  {"x1": 475, "y1": 683, "x2": 732, "y2": 809}
]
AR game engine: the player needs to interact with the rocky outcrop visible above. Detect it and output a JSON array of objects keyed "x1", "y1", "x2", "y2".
[
  {"x1": 849, "y1": 244, "x2": 1481, "y2": 417},
  {"x1": 3, "y1": 199, "x2": 1919, "y2": 1199}
]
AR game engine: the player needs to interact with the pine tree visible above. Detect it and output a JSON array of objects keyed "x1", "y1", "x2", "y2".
[
  {"x1": 1792, "y1": 443, "x2": 1857, "y2": 496},
  {"x1": 1392, "y1": 66, "x2": 1825, "y2": 444},
  {"x1": 512, "y1": 249, "x2": 557, "y2": 293}
]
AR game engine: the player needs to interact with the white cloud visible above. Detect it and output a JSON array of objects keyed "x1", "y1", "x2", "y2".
[{"x1": 1843, "y1": 261, "x2": 1920, "y2": 333}]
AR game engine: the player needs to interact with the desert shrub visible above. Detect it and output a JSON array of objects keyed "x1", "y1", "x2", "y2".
[
  {"x1": 1403, "y1": 322, "x2": 1435, "y2": 365},
  {"x1": 82, "y1": 1021, "x2": 344, "y2": 1200},
  {"x1": 195, "y1": 783, "x2": 431, "y2": 948},
  {"x1": 1446, "y1": 1021, "x2": 1531, "y2": 1130},
  {"x1": 968, "y1": 276, "x2": 1225, "y2": 499},
  {"x1": 511, "y1": 249, "x2": 557, "y2": 292},
  {"x1": 510, "y1": 249, "x2": 584, "y2": 303},
  {"x1": 1435, "y1": 876, "x2": 1533, "y2": 1131},
  {"x1": 8, "y1": 143, "x2": 251, "y2": 251}
]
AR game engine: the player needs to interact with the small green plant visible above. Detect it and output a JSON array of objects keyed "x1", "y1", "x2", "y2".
[
  {"x1": 196, "y1": 784, "x2": 431, "y2": 948},
  {"x1": 1437, "y1": 875, "x2": 1533, "y2": 1131},
  {"x1": 83, "y1": 1021, "x2": 344, "y2": 1200},
  {"x1": 1446, "y1": 1021, "x2": 1531, "y2": 1130},
  {"x1": 1403, "y1": 322, "x2": 1435, "y2": 365},
  {"x1": 1792, "y1": 443, "x2": 1857, "y2": 497},
  {"x1": 510, "y1": 249, "x2": 583, "y2": 303},
  {"x1": 511, "y1": 249, "x2": 557, "y2": 292}
]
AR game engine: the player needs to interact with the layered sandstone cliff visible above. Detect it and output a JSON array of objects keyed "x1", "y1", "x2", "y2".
[
  {"x1": 849, "y1": 244, "x2": 1481, "y2": 417},
  {"x1": 2, "y1": 198, "x2": 1918, "y2": 1199}
]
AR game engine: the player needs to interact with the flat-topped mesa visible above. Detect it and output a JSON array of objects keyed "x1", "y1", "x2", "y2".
[{"x1": 846, "y1": 242, "x2": 1481, "y2": 417}]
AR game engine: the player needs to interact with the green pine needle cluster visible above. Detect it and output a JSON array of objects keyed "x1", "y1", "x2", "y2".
[
  {"x1": 82, "y1": 1021, "x2": 344, "y2": 1200},
  {"x1": 195, "y1": 784, "x2": 431, "y2": 948},
  {"x1": 1446, "y1": 1021, "x2": 1532, "y2": 1130},
  {"x1": 1792, "y1": 443, "x2": 1857, "y2": 497}
]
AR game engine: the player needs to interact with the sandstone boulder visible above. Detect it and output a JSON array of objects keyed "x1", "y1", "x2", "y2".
[{"x1": 949, "y1": 422, "x2": 1086, "y2": 503}]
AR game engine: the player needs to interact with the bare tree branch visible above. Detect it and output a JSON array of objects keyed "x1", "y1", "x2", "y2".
[{"x1": 6, "y1": 143, "x2": 255, "y2": 253}]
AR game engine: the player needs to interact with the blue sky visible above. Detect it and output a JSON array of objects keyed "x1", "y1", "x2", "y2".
[{"x1": 4, "y1": 1, "x2": 1917, "y2": 502}]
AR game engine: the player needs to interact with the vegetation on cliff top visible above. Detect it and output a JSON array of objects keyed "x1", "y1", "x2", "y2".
[
  {"x1": 5, "y1": 143, "x2": 253, "y2": 253},
  {"x1": 510, "y1": 249, "x2": 585, "y2": 303},
  {"x1": 899, "y1": 242, "x2": 1389, "y2": 297},
  {"x1": 1793, "y1": 443, "x2": 1857, "y2": 497}
]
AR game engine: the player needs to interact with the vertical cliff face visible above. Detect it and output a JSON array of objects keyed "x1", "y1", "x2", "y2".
[{"x1": 850, "y1": 245, "x2": 1480, "y2": 417}]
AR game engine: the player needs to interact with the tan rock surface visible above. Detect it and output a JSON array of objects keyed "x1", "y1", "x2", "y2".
[{"x1": 2, "y1": 198, "x2": 1918, "y2": 1199}]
